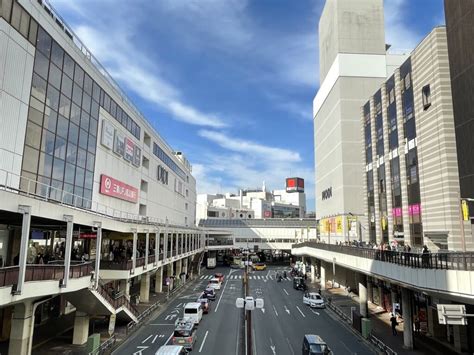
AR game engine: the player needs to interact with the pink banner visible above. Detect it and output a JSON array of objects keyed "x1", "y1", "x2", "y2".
[
  {"x1": 100, "y1": 174, "x2": 138, "y2": 203},
  {"x1": 392, "y1": 207, "x2": 402, "y2": 217},
  {"x1": 411, "y1": 203, "x2": 421, "y2": 215}
]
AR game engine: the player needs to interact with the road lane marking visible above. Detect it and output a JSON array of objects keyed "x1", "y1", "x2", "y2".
[
  {"x1": 214, "y1": 279, "x2": 229, "y2": 312},
  {"x1": 142, "y1": 335, "x2": 152, "y2": 343},
  {"x1": 273, "y1": 305, "x2": 279, "y2": 316},
  {"x1": 310, "y1": 309, "x2": 320, "y2": 316},
  {"x1": 200, "y1": 275, "x2": 205, "y2": 279},
  {"x1": 133, "y1": 346, "x2": 148, "y2": 355},
  {"x1": 261, "y1": 308, "x2": 265, "y2": 313},
  {"x1": 151, "y1": 335, "x2": 158, "y2": 344},
  {"x1": 284, "y1": 305, "x2": 290, "y2": 315},
  {"x1": 199, "y1": 330, "x2": 209, "y2": 352},
  {"x1": 283, "y1": 289, "x2": 289, "y2": 296},
  {"x1": 296, "y1": 306, "x2": 306, "y2": 318},
  {"x1": 286, "y1": 338, "x2": 295, "y2": 355},
  {"x1": 165, "y1": 332, "x2": 173, "y2": 345},
  {"x1": 270, "y1": 337, "x2": 276, "y2": 355}
]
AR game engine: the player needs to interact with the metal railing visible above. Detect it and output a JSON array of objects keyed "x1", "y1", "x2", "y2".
[
  {"x1": 293, "y1": 242, "x2": 474, "y2": 271},
  {"x1": 368, "y1": 334, "x2": 398, "y2": 355},
  {"x1": 96, "y1": 279, "x2": 139, "y2": 317},
  {"x1": 89, "y1": 335, "x2": 116, "y2": 355},
  {"x1": 0, "y1": 262, "x2": 93, "y2": 287}
]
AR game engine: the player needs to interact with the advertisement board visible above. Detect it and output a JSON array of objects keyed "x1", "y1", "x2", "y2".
[
  {"x1": 99, "y1": 174, "x2": 138, "y2": 203},
  {"x1": 336, "y1": 216, "x2": 343, "y2": 234},
  {"x1": 133, "y1": 145, "x2": 141, "y2": 167},
  {"x1": 113, "y1": 131, "x2": 125, "y2": 156},
  {"x1": 286, "y1": 177, "x2": 305, "y2": 193},
  {"x1": 124, "y1": 138, "x2": 134, "y2": 162},
  {"x1": 101, "y1": 120, "x2": 115, "y2": 149}
]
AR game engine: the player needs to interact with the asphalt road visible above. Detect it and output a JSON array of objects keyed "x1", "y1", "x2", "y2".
[{"x1": 114, "y1": 266, "x2": 373, "y2": 355}]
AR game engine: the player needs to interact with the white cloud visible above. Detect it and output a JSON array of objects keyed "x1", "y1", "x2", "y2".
[
  {"x1": 198, "y1": 130, "x2": 301, "y2": 163},
  {"x1": 384, "y1": 0, "x2": 423, "y2": 52}
]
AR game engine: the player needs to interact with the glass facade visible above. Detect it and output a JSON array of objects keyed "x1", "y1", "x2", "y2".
[
  {"x1": 364, "y1": 102, "x2": 376, "y2": 243},
  {"x1": 153, "y1": 143, "x2": 186, "y2": 180},
  {"x1": 400, "y1": 59, "x2": 422, "y2": 246}
]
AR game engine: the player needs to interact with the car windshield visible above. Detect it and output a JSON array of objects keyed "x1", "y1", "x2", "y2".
[
  {"x1": 174, "y1": 329, "x2": 192, "y2": 337},
  {"x1": 185, "y1": 308, "x2": 198, "y2": 314},
  {"x1": 309, "y1": 344, "x2": 327, "y2": 353}
]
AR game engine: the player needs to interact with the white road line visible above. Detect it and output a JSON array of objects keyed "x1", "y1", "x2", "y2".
[
  {"x1": 164, "y1": 332, "x2": 174, "y2": 345},
  {"x1": 273, "y1": 305, "x2": 279, "y2": 316},
  {"x1": 151, "y1": 335, "x2": 158, "y2": 344},
  {"x1": 214, "y1": 279, "x2": 229, "y2": 312},
  {"x1": 200, "y1": 275, "x2": 205, "y2": 279},
  {"x1": 283, "y1": 288, "x2": 289, "y2": 296},
  {"x1": 286, "y1": 338, "x2": 295, "y2": 355},
  {"x1": 311, "y1": 309, "x2": 320, "y2": 316},
  {"x1": 199, "y1": 330, "x2": 209, "y2": 352},
  {"x1": 142, "y1": 335, "x2": 152, "y2": 343},
  {"x1": 257, "y1": 276, "x2": 261, "y2": 280},
  {"x1": 296, "y1": 306, "x2": 306, "y2": 318}
]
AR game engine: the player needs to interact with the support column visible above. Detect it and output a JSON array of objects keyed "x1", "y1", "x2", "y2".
[
  {"x1": 164, "y1": 228, "x2": 168, "y2": 260},
  {"x1": 140, "y1": 272, "x2": 150, "y2": 303},
  {"x1": 367, "y1": 279, "x2": 373, "y2": 303},
  {"x1": 155, "y1": 267, "x2": 163, "y2": 293},
  {"x1": 401, "y1": 287, "x2": 414, "y2": 349},
  {"x1": 188, "y1": 256, "x2": 194, "y2": 279},
  {"x1": 16, "y1": 205, "x2": 31, "y2": 295},
  {"x1": 132, "y1": 229, "x2": 138, "y2": 274},
  {"x1": 94, "y1": 222, "x2": 102, "y2": 289},
  {"x1": 358, "y1": 274, "x2": 368, "y2": 318},
  {"x1": 63, "y1": 215, "x2": 74, "y2": 288},
  {"x1": 155, "y1": 228, "x2": 160, "y2": 265},
  {"x1": 72, "y1": 311, "x2": 90, "y2": 345},
  {"x1": 320, "y1": 261, "x2": 326, "y2": 291},
  {"x1": 125, "y1": 279, "x2": 130, "y2": 299},
  {"x1": 175, "y1": 232, "x2": 179, "y2": 256},
  {"x1": 168, "y1": 263, "x2": 174, "y2": 290},
  {"x1": 8, "y1": 301, "x2": 34, "y2": 355},
  {"x1": 169, "y1": 231, "x2": 173, "y2": 258},
  {"x1": 144, "y1": 230, "x2": 149, "y2": 269}
]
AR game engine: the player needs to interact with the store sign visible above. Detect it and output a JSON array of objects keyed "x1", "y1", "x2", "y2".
[
  {"x1": 392, "y1": 207, "x2": 402, "y2": 217},
  {"x1": 79, "y1": 233, "x2": 97, "y2": 239},
  {"x1": 133, "y1": 146, "x2": 141, "y2": 167},
  {"x1": 113, "y1": 131, "x2": 125, "y2": 156},
  {"x1": 322, "y1": 187, "x2": 332, "y2": 200},
  {"x1": 100, "y1": 174, "x2": 138, "y2": 203},
  {"x1": 101, "y1": 120, "x2": 115, "y2": 149},
  {"x1": 124, "y1": 138, "x2": 134, "y2": 162},
  {"x1": 409, "y1": 204, "x2": 421, "y2": 216},
  {"x1": 286, "y1": 177, "x2": 305, "y2": 193},
  {"x1": 157, "y1": 165, "x2": 169, "y2": 185}
]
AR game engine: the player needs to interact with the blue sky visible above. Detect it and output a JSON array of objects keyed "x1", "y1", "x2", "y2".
[{"x1": 51, "y1": 0, "x2": 445, "y2": 212}]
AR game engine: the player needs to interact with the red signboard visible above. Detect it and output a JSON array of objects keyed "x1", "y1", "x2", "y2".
[
  {"x1": 286, "y1": 177, "x2": 304, "y2": 193},
  {"x1": 100, "y1": 174, "x2": 138, "y2": 203},
  {"x1": 80, "y1": 233, "x2": 97, "y2": 239}
]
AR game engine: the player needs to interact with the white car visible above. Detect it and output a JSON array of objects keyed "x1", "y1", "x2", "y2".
[
  {"x1": 303, "y1": 292, "x2": 325, "y2": 308},
  {"x1": 208, "y1": 278, "x2": 222, "y2": 290}
]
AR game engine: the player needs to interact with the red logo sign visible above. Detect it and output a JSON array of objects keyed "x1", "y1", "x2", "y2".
[{"x1": 100, "y1": 175, "x2": 138, "y2": 203}]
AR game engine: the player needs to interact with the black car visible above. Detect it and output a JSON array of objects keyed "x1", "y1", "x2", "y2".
[
  {"x1": 302, "y1": 334, "x2": 331, "y2": 355},
  {"x1": 293, "y1": 277, "x2": 307, "y2": 291},
  {"x1": 202, "y1": 287, "x2": 216, "y2": 301}
]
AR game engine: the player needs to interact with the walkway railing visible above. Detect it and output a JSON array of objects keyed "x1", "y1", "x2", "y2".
[
  {"x1": 96, "y1": 279, "x2": 139, "y2": 317},
  {"x1": 0, "y1": 262, "x2": 93, "y2": 288},
  {"x1": 293, "y1": 242, "x2": 474, "y2": 271}
]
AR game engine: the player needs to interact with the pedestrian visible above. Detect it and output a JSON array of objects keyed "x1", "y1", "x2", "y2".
[
  {"x1": 414, "y1": 315, "x2": 421, "y2": 334},
  {"x1": 390, "y1": 313, "x2": 398, "y2": 335}
]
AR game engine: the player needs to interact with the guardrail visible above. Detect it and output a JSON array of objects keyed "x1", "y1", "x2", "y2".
[
  {"x1": 293, "y1": 242, "x2": 474, "y2": 271},
  {"x1": 368, "y1": 334, "x2": 398, "y2": 355},
  {"x1": 89, "y1": 335, "x2": 116, "y2": 355}
]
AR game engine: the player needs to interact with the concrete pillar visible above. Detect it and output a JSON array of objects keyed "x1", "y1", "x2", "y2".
[
  {"x1": 155, "y1": 229, "x2": 159, "y2": 265},
  {"x1": 169, "y1": 231, "x2": 173, "y2": 258},
  {"x1": 144, "y1": 230, "x2": 149, "y2": 269},
  {"x1": 367, "y1": 279, "x2": 373, "y2": 303},
  {"x1": 132, "y1": 229, "x2": 138, "y2": 274},
  {"x1": 427, "y1": 307, "x2": 445, "y2": 338},
  {"x1": 94, "y1": 222, "x2": 102, "y2": 289},
  {"x1": 453, "y1": 325, "x2": 469, "y2": 353},
  {"x1": 16, "y1": 205, "x2": 31, "y2": 295},
  {"x1": 164, "y1": 228, "x2": 168, "y2": 259},
  {"x1": 175, "y1": 232, "x2": 179, "y2": 256},
  {"x1": 390, "y1": 287, "x2": 397, "y2": 311},
  {"x1": 188, "y1": 256, "x2": 194, "y2": 279},
  {"x1": 320, "y1": 262, "x2": 326, "y2": 291},
  {"x1": 401, "y1": 287, "x2": 414, "y2": 349},
  {"x1": 140, "y1": 272, "x2": 150, "y2": 303},
  {"x1": 168, "y1": 263, "x2": 174, "y2": 290},
  {"x1": 8, "y1": 301, "x2": 34, "y2": 355},
  {"x1": 359, "y1": 274, "x2": 368, "y2": 318},
  {"x1": 72, "y1": 311, "x2": 90, "y2": 345},
  {"x1": 310, "y1": 263, "x2": 316, "y2": 283},
  {"x1": 63, "y1": 215, "x2": 74, "y2": 287},
  {"x1": 155, "y1": 267, "x2": 163, "y2": 293}
]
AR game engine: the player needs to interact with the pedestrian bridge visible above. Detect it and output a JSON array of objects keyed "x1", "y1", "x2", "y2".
[{"x1": 292, "y1": 242, "x2": 474, "y2": 303}]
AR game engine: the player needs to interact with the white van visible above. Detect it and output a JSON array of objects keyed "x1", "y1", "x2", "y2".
[
  {"x1": 155, "y1": 345, "x2": 188, "y2": 354},
  {"x1": 183, "y1": 302, "x2": 203, "y2": 325}
]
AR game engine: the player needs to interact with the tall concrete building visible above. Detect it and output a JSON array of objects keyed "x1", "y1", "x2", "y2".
[{"x1": 314, "y1": 0, "x2": 407, "y2": 242}]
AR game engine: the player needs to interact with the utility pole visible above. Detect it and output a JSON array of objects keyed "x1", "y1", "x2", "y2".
[{"x1": 244, "y1": 255, "x2": 252, "y2": 355}]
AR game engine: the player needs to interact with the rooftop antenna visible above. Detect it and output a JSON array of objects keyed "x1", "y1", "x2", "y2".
[{"x1": 262, "y1": 180, "x2": 266, "y2": 192}]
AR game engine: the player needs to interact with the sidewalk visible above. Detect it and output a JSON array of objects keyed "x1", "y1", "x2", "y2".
[{"x1": 309, "y1": 281, "x2": 459, "y2": 355}]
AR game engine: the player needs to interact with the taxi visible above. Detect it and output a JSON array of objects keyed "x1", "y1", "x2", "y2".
[{"x1": 253, "y1": 262, "x2": 267, "y2": 271}]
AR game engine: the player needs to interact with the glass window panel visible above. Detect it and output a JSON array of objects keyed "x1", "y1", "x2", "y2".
[
  {"x1": 25, "y1": 121, "x2": 42, "y2": 149},
  {"x1": 52, "y1": 158, "x2": 65, "y2": 180},
  {"x1": 83, "y1": 188, "x2": 92, "y2": 203},
  {"x1": 99, "y1": 89, "x2": 104, "y2": 106},
  {"x1": 80, "y1": 111, "x2": 90, "y2": 131},
  {"x1": 86, "y1": 153, "x2": 95, "y2": 171},
  {"x1": 49, "y1": 179, "x2": 63, "y2": 201},
  {"x1": 84, "y1": 171, "x2": 93, "y2": 189},
  {"x1": 28, "y1": 106, "x2": 43, "y2": 126},
  {"x1": 83, "y1": 74, "x2": 93, "y2": 95},
  {"x1": 56, "y1": 115, "x2": 69, "y2": 138},
  {"x1": 64, "y1": 163, "x2": 76, "y2": 185},
  {"x1": 70, "y1": 103, "x2": 81, "y2": 126},
  {"x1": 104, "y1": 93, "x2": 111, "y2": 112},
  {"x1": 19, "y1": 8, "x2": 30, "y2": 39},
  {"x1": 36, "y1": 175, "x2": 51, "y2": 198},
  {"x1": 54, "y1": 136, "x2": 67, "y2": 160},
  {"x1": 73, "y1": 186, "x2": 83, "y2": 206},
  {"x1": 51, "y1": 41, "x2": 64, "y2": 69},
  {"x1": 78, "y1": 128, "x2": 88, "y2": 150},
  {"x1": 58, "y1": 94, "x2": 71, "y2": 118},
  {"x1": 41, "y1": 129, "x2": 55, "y2": 155},
  {"x1": 90, "y1": 100, "x2": 99, "y2": 120},
  {"x1": 31, "y1": 73, "x2": 47, "y2": 102},
  {"x1": 37, "y1": 152, "x2": 53, "y2": 178},
  {"x1": 77, "y1": 148, "x2": 87, "y2": 168},
  {"x1": 75, "y1": 167, "x2": 85, "y2": 187},
  {"x1": 61, "y1": 74, "x2": 73, "y2": 98},
  {"x1": 28, "y1": 18, "x2": 38, "y2": 45},
  {"x1": 48, "y1": 63, "x2": 62, "y2": 89},
  {"x1": 66, "y1": 143, "x2": 77, "y2": 164},
  {"x1": 22, "y1": 146, "x2": 39, "y2": 174},
  {"x1": 74, "y1": 65, "x2": 84, "y2": 87},
  {"x1": 92, "y1": 82, "x2": 100, "y2": 102},
  {"x1": 110, "y1": 100, "x2": 117, "y2": 118},
  {"x1": 11, "y1": 2, "x2": 21, "y2": 31},
  {"x1": 36, "y1": 27, "x2": 52, "y2": 58},
  {"x1": 87, "y1": 134, "x2": 96, "y2": 153},
  {"x1": 46, "y1": 85, "x2": 60, "y2": 111},
  {"x1": 89, "y1": 117, "x2": 98, "y2": 136},
  {"x1": 43, "y1": 108, "x2": 57, "y2": 132},
  {"x1": 67, "y1": 123, "x2": 79, "y2": 145},
  {"x1": 63, "y1": 53, "x2": 74, "y2": 78},
  {"x1": 2, "y1": 0, "x2": 12, "y2": 22},
  {"x1": 33, "y1": 51, "x2": 49, "y2": 80},
  {"x1": 82, "y1": 93, "x2": 91, "y2": 113},
  {"x1": 72, "y1": 83, "x2": 82, "y2": 106},
  {"x1": 63, "y1": 183, "x2": 74, "y2": 205}
]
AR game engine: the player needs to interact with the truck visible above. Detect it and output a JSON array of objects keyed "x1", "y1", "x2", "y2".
[{"x1": 206, "y1": 257, "x2": 216, "y2": 269}]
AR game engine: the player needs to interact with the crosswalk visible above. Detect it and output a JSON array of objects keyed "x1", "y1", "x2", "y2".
[{"x1": 199, "y1": 274, "x2": 293, "y2": 281}]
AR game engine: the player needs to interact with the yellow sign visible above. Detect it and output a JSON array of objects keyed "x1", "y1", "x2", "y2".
[
  {"x1": 336, "y1": 216, "x2": 343, "y2": 234},
  {"x1": 381, "y1": 216, "x2": 387, "y2": 230},
  {"x1": 319, "y1": 219, "x2": 326, "y2": 233},
  {"x1": 462, "y1": 200, "x2": 469, "y2": 221}
]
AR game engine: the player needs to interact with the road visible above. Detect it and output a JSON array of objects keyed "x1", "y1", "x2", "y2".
[{"x1": 115, "y1": 266, "x2": 373, "y2": 354}]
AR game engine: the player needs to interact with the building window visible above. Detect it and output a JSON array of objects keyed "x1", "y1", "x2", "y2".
[
  {"x1": 185, "y1": 202, "x2": 188, "y2": 210},
  {"x1": 388, "y1": 88, "x2": 395, "y2": 104},
  {"x1": 422, "y1": 84, "x2": 431, "y2": 110},
  {"x1": 144, "y1": 132, "x2": 151, "y2": 147},
  {"x1": 140, "y1": 179, "x2": 148, "y2": 192},
  {"x1": 186, "y1": 189, "x2": 189, "y2": 197},
  {"x1": 142, "y1": 155, "x2": 149, "y2": 169}
]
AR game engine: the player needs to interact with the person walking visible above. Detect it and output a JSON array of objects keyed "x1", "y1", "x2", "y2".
[
  {"x1": 390, "y1": 313, "x2": 398, "y2": 335},
  {"x1": 414, "y1": 315, "x2": 421, "y2": 334}
]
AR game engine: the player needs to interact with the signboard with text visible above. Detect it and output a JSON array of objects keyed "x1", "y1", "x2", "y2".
[
  {"x1": 124, "y1": 138, "x2": 134, "y2": 162},
  {"x1": 100, "y1": 174, "x2": 138, "y2": 203},
  {"x1": 101, "y1": 120, "x2": 115, "y2": 149},
  {"x1": 286, "y1": 177, "x2": 305, "y2": 193}
]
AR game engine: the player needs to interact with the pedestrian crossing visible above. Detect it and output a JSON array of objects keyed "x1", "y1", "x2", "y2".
[{"x1": 199, "y1": 274, "x2": 292, "y2": 281}]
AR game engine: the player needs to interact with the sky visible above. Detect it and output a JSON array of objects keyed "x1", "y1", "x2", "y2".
[{"x1": 50, "y1": 0, "x2": 445, "y2": 212}]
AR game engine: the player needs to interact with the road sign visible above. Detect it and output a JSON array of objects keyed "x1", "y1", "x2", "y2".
[{"x1": 437, "y1": 304, "x2": 468, "y2": 325}]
